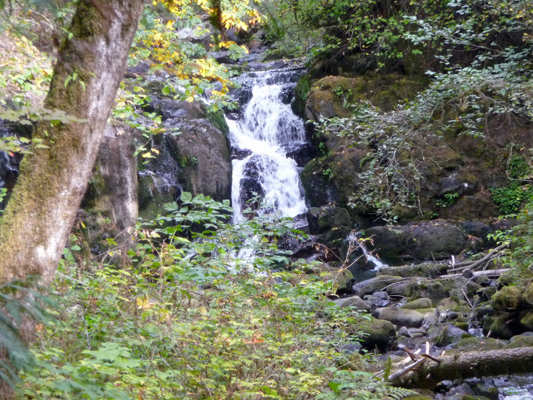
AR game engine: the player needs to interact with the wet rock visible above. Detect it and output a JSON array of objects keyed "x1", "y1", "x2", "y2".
[
  {"x1": 375, "y1": 307, "x2": 425, "y2": 328},
  {"x1": 300, "y1": 158, "x2": 340, "y2": 206},
  {"x1": 209, "y1": 50, "x2": 236, "y2": 64},
  {"x1": 286, "y1": 143, "x2": 314, "y2": 167},
  {"x1": 231, "y1": 147, "x2": 253, "y2": 160},
  {"x1": 353, "y1": 275, "x2": 405, "y2": 297},
  {"x1": 333, "y1": 296, "x2": 370, "y2": 312}
]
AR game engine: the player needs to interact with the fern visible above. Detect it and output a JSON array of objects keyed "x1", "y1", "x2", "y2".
[
  {"x1": 380, "y1": 386, "x2": 421, "y2": 399},
  {"x1": 0, "y1": 276, "x2": 55, "y2": 388}
]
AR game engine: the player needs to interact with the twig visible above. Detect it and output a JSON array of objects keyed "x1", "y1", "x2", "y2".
[
  {"x1": 462, "y1": 289, "x2": 474, "y2": 309},
  {"x1": 388, "y1": 358, "x2": 426, "y2": 381}
]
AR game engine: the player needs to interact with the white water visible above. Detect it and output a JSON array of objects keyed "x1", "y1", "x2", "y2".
[
  {"x1": 227, "y1": 71, "x2": 308, "y2": 223},
  {"x1": 347, "y1": 231, "x2": 387, "y2": 270}
]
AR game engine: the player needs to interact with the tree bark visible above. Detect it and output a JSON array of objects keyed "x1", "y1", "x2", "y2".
[
  {"x1": 0, "y1": 0, "x2": 144, "y2": 284},
  {"x1": 391, "y1": 347, "x2": 533, "y2": 388}
]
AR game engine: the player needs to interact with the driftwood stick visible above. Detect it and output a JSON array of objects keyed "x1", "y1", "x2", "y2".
[{"x1": 462, "y1": 288, "x2": 474, "y2": 308}]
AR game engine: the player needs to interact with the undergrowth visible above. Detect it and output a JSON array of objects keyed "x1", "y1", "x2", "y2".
[{"x1": 17, "y1": 193, "x2": 387, "y2": 400}]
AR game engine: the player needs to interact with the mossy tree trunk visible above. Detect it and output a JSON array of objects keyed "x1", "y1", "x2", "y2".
[{"x1": 0, "y1": 0, "x2": 144, "y2": 285}]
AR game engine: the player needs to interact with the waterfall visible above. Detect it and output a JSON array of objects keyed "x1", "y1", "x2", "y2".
[
  {"x1": 347, "y1": 231, "x2": 387, "y2": 270},
  {"x1": 227, "y1": 68, "x2": 308, "y2": 223}
]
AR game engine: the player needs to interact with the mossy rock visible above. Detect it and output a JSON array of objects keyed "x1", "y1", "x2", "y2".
[
  {"x1": 506, "y1": 333, "x2": 533, "y2": 349},
  {"x1": 492, "y1": 286, "x2": 525, "y2": 311},
  {"x1": 523, "y1": 282, "x2": 533, "y2": 306},
  {"x1": 354, "y1": 318, "x2": 396, "y2": 351},
  {"x1": 483, "y1": 312, "x2": 516, "y2": 339},
  {"x1": 407, "y1": 279, "x2": 450, "y2": 305},
  {"x1": 402, "y1": 298, "x2": 433, "y2": 310},
  {"x1": 304, "y1": 73, "x2": 429, "y2": 123},
  {"x1": 520, "y1": 311, "x2": 533, "y2": 330},
  {"x1": 437, "y1": 298, "x2": 471, "y2": 314},
  {"x1": 449, "y1": 336, "x2": 505, "y2": 353}
]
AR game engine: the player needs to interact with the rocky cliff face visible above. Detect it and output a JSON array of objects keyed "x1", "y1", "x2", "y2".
[{"x1": 296, "y1": 69, "x2": 533, "y2": 266}]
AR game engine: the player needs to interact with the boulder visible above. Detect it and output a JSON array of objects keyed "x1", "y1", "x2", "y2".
[
  {"x1": 355, "y1": 318, "x2": 397, "y2": 351},
  {"x1": 375, "y1": 307, "x2": 425, "y2": 328},
  {"x1": 435, "y1": 323, "x2": 470, "y2": 347},
  {"x1": 333, "y1": 296, "x2": 370, "y2": 312},
  {"x1": 406, "y1": 278, "x2": 450, "y2": 305},
  {"x1": 402, "y1": 298, "x2": 433, "y2": 310},
  {"x1": 353, "y1": 275, "x2": 405, "y2": 297},
  {"x1": 165, "y1": 116, "x2": 232, "y2": 201},
  {"x1": 307, "y1": 206, "x2": 352, "y2": 234},
  {"x1": 364, "y1": 221, "x2": 467, "y2": 264}
]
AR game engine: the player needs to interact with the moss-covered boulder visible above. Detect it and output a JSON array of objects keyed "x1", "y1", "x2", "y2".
[
  {"x1": 402, "y1": 298, "x2": 433, "y2": 310},
  {"x1": 354, "y1": 318, "x2": 397, "y2": 351},
  {"x1": 492, "y1": 286, "x2": 527, "y2": 311}
]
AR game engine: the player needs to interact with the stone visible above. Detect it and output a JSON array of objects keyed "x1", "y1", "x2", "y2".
[
  {"x1": 402, "y1": 298, "x2": 433, "y2": 310},
  {"x1": 307, "y1": 206, "x2": 352, "y2": 234},
  {"x1": 506, "y1": 333, "x2": 533, "y2": 349},
  {"x1": 520, "y1": 311, "x2": 533, "y2": 331},
  {"x1": 483, "y1": 313, "x2": 516, "y2": 339},
  {"x1": 422, "y1": 312, "x2": 438, "y2": 331},
  {"x1": 435, "y1": 323, "x2": 470, "y2": 347},
  {"x1": 375, "y1": 307, "x2": 425, "y2": 328},
  {"x1": 407, "y1": 279, "x2": 450, "y2": 305},
  {"x1": 492, "y1": 286, "x2": 526, "y2": 311},
  {"x1": 355, "y1": 318, "x2": 397, "y2": 351},
  {"x1": 449, "y1": 337, "x2": 505, "y2": 352},
  {"x1": 165, "y1": 117, "x2": 232, "y2": 201},
  {"x1": 333, "y1": 296, "x2": 370, "y2": 312},
  {"x1": 353, "y1": 275, "x2": 405, "y2": 297},
  {"x1": 364, "y1": 221, "x2": 467, "y2": 264}
]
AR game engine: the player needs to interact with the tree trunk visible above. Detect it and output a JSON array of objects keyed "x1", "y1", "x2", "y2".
[
  {"x1": 0, "y1": 0, "x2": 144, "y2": 284},
  {"x1": 391, "y1": 347, "x2": 533, "y2": 388}
]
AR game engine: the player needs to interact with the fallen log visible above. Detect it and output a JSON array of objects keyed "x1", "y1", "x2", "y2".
[
  {"x1": 390, "y1": 347, "x2": 533, "y2": 388},
  {"x1": 449, "y1": 243, "x2": 509, "y2": 272},
  {"x1": 440, "y1": 268, "x2": 511, "y2": 279}
]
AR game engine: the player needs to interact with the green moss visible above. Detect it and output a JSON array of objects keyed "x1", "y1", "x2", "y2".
[
  {"x1": 492, "y1": 286, "x2": 524, "y2": 311},
  {"x1": 207, "y1": 110, "x2": 229, "y2": 135}
]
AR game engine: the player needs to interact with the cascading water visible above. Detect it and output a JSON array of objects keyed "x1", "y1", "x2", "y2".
[{"x1": 226, "y1": 68, "x2": 308, "y2": 223}]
